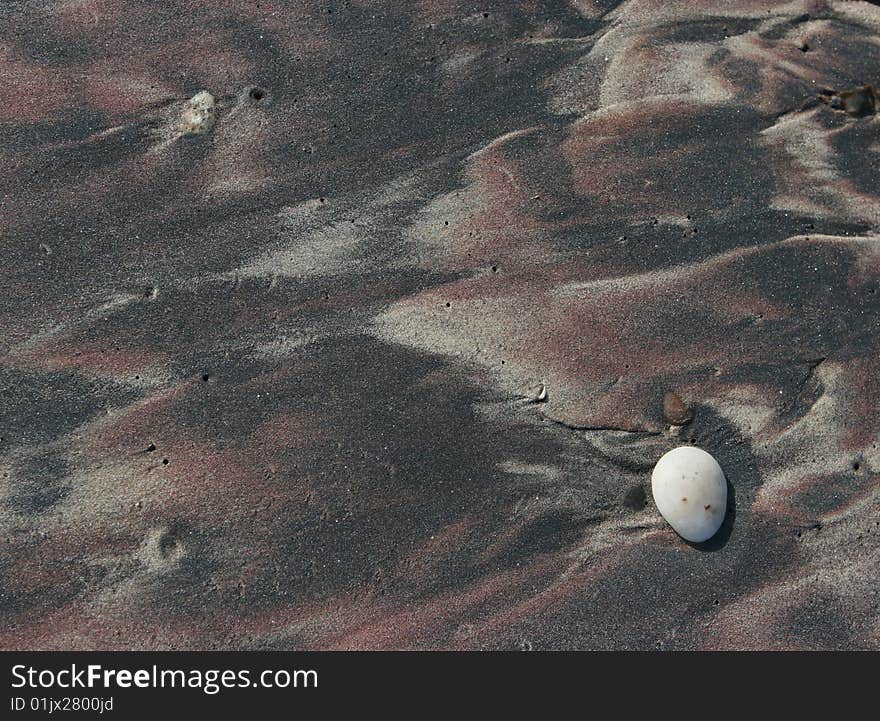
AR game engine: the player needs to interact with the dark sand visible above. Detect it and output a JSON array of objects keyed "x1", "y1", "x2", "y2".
[{"x1": 1, "y1": 0, "x2": 879, "y2": 650}]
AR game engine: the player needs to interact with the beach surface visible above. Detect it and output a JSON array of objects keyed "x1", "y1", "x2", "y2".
[{"x1": 1, "y1": 0, "x2": 879, "y2": 649}]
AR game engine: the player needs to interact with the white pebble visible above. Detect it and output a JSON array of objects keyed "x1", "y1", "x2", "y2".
[
  {"x1": 179, "y1": 90, "x2": 216, "y2": 135},
  {"x1": 651, "y1": 446, "x2": 727, "y2": 543}
]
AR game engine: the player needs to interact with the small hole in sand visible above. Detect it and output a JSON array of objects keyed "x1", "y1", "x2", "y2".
[
  {"x1": 249, "y1": 87, "x2": 265, "y2": 101},
  {"x1": 853, "y1": 461, "x2": 861, "y2": 472},
  {"x1": 445, "y1": 302, "x2": 451, "y2": 308},
  {"x1": 162, "y1": 458, "x2": 169, "y2": 466},
  {"x1": 202, "y1": 372, "x2": 210, "y2": 382}
]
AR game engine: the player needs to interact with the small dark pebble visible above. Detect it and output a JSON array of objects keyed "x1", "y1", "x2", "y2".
[
  {"x1": 822, "y1": 85, "x2": 877, "y2": 117},
  {"x1": 663, "y1": 391, "x2": 694, "y2": 425}
]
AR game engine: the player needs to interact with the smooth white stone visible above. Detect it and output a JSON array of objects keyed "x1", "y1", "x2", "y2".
[{"x1": 651, "y1": 446, "x2": 727, "y2": 543}]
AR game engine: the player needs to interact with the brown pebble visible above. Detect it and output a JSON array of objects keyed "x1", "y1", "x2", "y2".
[
  {"x1": 842, "y1": 85, "x2": 876, "y2": 117},
  {"x1": 663, "y1": 391, "x2": 694, "y2": 425},
  {"x1": 821, "y1": 85, "x2": 877, "y2": 117}
]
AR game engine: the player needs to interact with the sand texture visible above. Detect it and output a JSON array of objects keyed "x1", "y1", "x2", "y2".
[{"x1": 1, "y1": 0, "x2": 879, "y2": 650}]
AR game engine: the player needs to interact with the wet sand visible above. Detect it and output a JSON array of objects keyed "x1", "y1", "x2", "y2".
[{"x1": 1, "y1": 1, "x2": 879, "y2": 650}]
